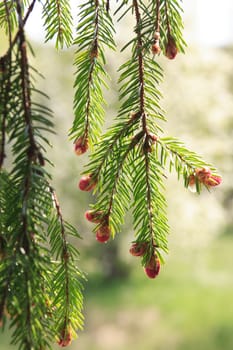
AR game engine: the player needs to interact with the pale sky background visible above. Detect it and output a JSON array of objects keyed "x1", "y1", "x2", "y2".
[{"x1": 26, "y1": 0, "x2": 233, "y2": 48}]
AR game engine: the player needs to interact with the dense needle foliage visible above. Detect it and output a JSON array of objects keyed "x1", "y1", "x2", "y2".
[
  {"x1": 0, "y1": 0, "x2": 221, "y2": 349},
  {"x1": 0, "y1": 0, "x2": 83, "y2": 349},
  {"x1": 76, "y1": 0, "x2": 221, "y2": 270}
]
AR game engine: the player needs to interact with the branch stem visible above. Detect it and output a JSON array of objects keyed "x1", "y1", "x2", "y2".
[
  {"x1": 5, "y1": 0, "x2": 36, "y2": 56},
  {"x1": 83, "y1": 0, "x2": 99, "y2": 141},
  {"x1": 50, "y1": 186, "x2": 70, "y2": 327},
  {"x1": 164, "y1": 0, "x2": 171, "y2": 36},
  {"x1": 155, "y1": 0, "x2": 160, "y2": 33},
  {"x1": 133, "y1": 0, "x2": 147, "y2": 134}
]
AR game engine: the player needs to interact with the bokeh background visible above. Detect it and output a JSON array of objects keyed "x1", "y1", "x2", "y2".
[{"x1": 1, "y1": 0, "x2": 233, "y2": 349}]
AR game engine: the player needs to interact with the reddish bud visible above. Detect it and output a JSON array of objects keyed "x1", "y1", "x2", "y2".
[
  {"x1": 165, "y1": 36, "x2": 178, "y2": 59},
  {"x1": 85, "y1": 210, "x2": 104, "y2": 223},
  {"x1": 78, "y1": 175, "x2": 96, "y2": 191},
  {"x1": 151, "y1": 42, "x2": 161, "y2": 55},
  {"x1": 195, "y1": 167, "x2": 211, "y2": 183},
  {"x1": 144, "y1": 256, "x2": 161, "y2": 279},
  {"x1": 129, "y1": 242, "x2": 147, "y2": 257},
  {"x1": 74, "y1": 137, "x2": 88, "y2": 156},
  {"x1": 96, "y1": 225, "x2": 110, "y2": 243},
  {"x1": 204, "y1": 175, "x2": 222, "y2": 187},
  {"x1": 57, "y1": 330, "x2": 72, "y2": 347}
]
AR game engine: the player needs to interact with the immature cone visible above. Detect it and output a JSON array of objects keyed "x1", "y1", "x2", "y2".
[
  {"x1": 204, "y1": 174, "x2": 222, "y2": 187},
  {"x1": 129, "y1": 242, "x2": 147, "y2": 257},
  {"x1": 165, "y1": 36, "x2": 178, "y2": 59},
  {"x1": 195, "y1": 168, "x2": 222, "y2": 187},
  {"x1": 57, "y1": 329, "x2": 72, "y2": 347},
  {"x1": 85, "y1": 210, "x2": 104, "y2": 223},
  {"x1": 78, "y1": 174, "x2": 96, "y2": 191},
  {"x1": 195, "y1": 167, "x2": 211, "y2": 183},
  {"x1": 151, "y1": 42, "x2": 161, "y2": 55},
  {"x1": 74, "y1": 136, "x2": 88, "y2": 155},
  {"x1": 144, "y1": 255, "x2": 161, "y2": 279},
  {"x1": 96, "y1": 225, "x2": 110, "y2": 243}
]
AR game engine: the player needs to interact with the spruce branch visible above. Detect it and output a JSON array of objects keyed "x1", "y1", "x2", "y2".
[
  {"x1": 43, "y1": 0, "x2": 73, "y2": 48},
  {"x1": 49, "y1": 187, "x2": 84, "y2": 346},
  {"x1": 159, "y1": 0, "x2": 186, "y2": 55},
  {"x1": 71, "y1": 0, "x2": 115, "y2": 150},
  {"x1": 1, "y1": 0, "x2": 37, "y2": 56},
  {"x1": 80, "y1": 0, "x2": 221, "y2": 279},
  {"x1": 0, "y1": 1, "x2": 84, "y2": 348},
  {"x1": 0, "y1": 56, "x2": 9, "y2": 168}
]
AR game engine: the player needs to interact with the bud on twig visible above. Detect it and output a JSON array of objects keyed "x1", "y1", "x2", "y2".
[
  {"x1": 85, "y1": 210, "x2": 105, "y2": 223},
  {"x1": 165, "y1": 36, "x2": 178, "y2": 59},
  {"x1": 96, "y1": 224, "x2": 110, "y2": 243},
  {"x1": 78, "y1": 174, "x2": 96, "y2": 191},
  {"x1": 74, "y1": 136, "x2": 88, "y2": 155},
  {"x1": 129, "y1": 242, "x2": 148, "y2": 257},
  {"x1": 144, "y1": 255, "x2": 161, "y2": 279}
]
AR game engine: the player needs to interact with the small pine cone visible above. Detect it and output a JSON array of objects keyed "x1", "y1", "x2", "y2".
[
  {"x1": 96, "y1": 225, "x2": 110, "y2": 243},
  {"x1": 129, "y1": 242, "x2": 148, "y2": 257},
  {"x1": 78, "y1": 174, "x2": 96, "y2": 191},
  {"x1": 74, "y1": 137, "x2": 88, "y2": 155},
  {"x1": 165, "y1": 36, "x2": 178, "y2": 59},
  {"x1": 144, "y1": 256, "x2": 161, "y2": 279}
]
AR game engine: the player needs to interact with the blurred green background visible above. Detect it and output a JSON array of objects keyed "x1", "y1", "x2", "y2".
[{"x1": 1, "y1": 5, "x2": 233, "y2": 350}]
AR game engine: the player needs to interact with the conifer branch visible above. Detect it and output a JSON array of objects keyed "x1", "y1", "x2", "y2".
[
  {"x1": 106, "y1": 131, "x2": 143, "y2": 218},
  {"x1": 0, "y1": 2, "x2": 84, "y2": 347},
  {"x1": 50, "y1": 187, "x2": 70, "y2": 332},
  {"x1": 144, "y1": 152, "x2": 155, "y2": 246},
  {"x1": 0, "y1": 57, "x2": 8, "y2": 168},
  {"x1": 43, "y1": 0, "x2": 73, "y2": 48},
  {"x1": 164, "y1": 0, "x2": 171, "y2": 36},
  {"x1": 88, "y1": 115, "x2": 140, "y2": 180},
  {"x1": 48, "y1": 187, "x2": 84, "y2": 346},
  {"x1": 71, "y1": 0, "x2": 115, "y2": 149},
  {"x1": 155, "y1": 0, "x2": 160, "y2": 33},
  {"x1": 83, "y1": 0, "x2": 100, "y2": 142},
  {"x1": 81, "y1": 0, "x2": 221, "y2": 278},
  {"x1": 3, "y1": 0, "x2": 12, "y2": 45},
  {"x1": 0, "y1": 0, "x2": 13, "y2": 169},
  {"x1": 4, "y1": 0, "x2": 37, "y2": 56}
]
